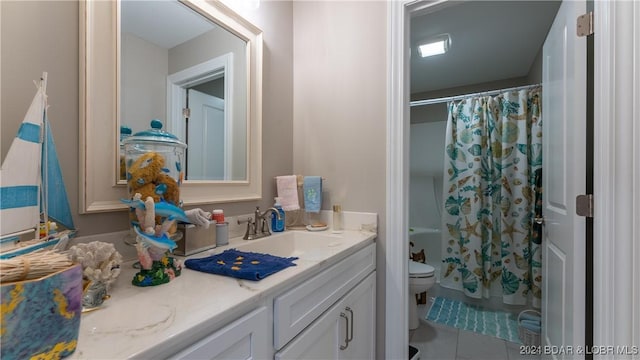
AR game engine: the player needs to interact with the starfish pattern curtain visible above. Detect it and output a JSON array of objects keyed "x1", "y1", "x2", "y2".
[{"x1": 440, "y1": 87, "x2": 543, "y2": 306}]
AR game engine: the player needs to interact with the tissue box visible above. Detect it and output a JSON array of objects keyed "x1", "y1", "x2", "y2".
[
  {"x1": 175, "y1": 221, "x2": 216, "y2": 256},
  {"x1": 1, "y1": 263, "x2": 83, "y2": 360}
]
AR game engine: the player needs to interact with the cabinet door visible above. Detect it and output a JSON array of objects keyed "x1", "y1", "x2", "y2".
[
  {"x1": 275, "y1": 272, "x2": 376, "y2": 360},
  {"x1": 169, "y1": 307, "x2": 269, "y2": 360},
  {"x1": 273, "y1": 243, "x2": 375, "y2": 349},
  {"x1": 274, "y1": 305, "x2": 341, "y2": 359},
  {"x1": 339, "y1": 272, "x2": 376, "y2": 360}
]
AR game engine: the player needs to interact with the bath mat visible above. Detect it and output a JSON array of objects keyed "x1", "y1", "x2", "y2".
[{"x1": 426, "y1": 297, "x2": 521, "y2": 343}]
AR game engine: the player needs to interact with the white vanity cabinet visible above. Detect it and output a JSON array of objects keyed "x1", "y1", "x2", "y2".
[
  {"x1": 273, "y1": 243, "x2": 376, "y2": 360},
  {"x1": 167, "y1": 242, "x2": 376, "y2": 360},
  {"x1": 168, "y1": 307, "x2": 269, "y2": 360},
  {"x1": 274, "y1": 272, "x2": 376, "y2": 360}
]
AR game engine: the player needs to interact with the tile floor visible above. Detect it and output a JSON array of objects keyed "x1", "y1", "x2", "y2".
[{"x1": 409, "y1": 285, "x2": 541, "y2": 360}]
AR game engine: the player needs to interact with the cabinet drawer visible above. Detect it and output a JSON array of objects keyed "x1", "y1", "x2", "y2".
[
  {"x1": 169, "y1": 307, "x2": 269, "y2": 360},
  {"x1": 273, "y1": 243, "x2": 375, "y2": 349}
]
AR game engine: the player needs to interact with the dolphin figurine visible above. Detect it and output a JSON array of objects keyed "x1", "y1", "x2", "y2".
[
  {"x1": 133, "y1": 225, "x2": 177, "y2": 251},
  {"x1": 121, "y1": 198, "x2": 191, "y2": 224},
  {"x1": 153, "y1": 200, "x2": 191, "y2": 223},
  {"x1": 120, "y1": 198, "x2": 146, "y2": 209}
]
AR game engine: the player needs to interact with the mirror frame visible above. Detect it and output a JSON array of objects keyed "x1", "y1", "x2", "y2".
[{"x1": 79, "y1": 0, "x2": 263, "y2": 213}]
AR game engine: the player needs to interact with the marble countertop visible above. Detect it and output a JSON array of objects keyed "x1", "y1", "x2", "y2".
[{"x1": 69, "y1": 229, "x2": 376, "y2": 359}]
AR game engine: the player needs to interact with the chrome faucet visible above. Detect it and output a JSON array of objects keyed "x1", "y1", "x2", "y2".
[{"x1": 238, "y1": 206, "x2": 282, "y2": 240}]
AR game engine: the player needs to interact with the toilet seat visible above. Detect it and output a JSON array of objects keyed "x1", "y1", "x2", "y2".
[{"x1": 409, "y1": 260, "x2": 435, "y2": 278}]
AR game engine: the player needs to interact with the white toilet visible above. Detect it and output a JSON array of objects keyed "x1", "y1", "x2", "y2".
[{"x1": 409, "y1": 260, "x2": 436, "y2": 330}]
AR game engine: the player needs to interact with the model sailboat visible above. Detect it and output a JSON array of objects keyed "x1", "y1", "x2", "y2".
[{"x1": 0, "y1": 73, "x2": 76, "y2": 259}]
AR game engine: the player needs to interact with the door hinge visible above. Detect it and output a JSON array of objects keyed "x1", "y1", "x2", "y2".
[
  {"x1": 576, "y1": 194, "x2": 594, "y2": 218},
  {"x1": 182, "y1": 108, "x2": 191, "y2": 118},
  {"x1": 577, "y1": 11, "x2": 594, "y2": 37}
]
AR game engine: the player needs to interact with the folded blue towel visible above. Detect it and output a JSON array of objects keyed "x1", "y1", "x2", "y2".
[
  {"x1": 520, "y1": 322, "x2": 541, "y2": 333},
  {"x1": 184, "y1": 249, "x2": 298, "y2": 281},
  {"x1": 519, "y1": 312, "x2": 541, "y2": 322},
  {"x1": 303, "y1": 176, "x2": 322, "y2": 213},
  {"x1": 521, "y1": 319, "x2": 541, "y2": 327}
]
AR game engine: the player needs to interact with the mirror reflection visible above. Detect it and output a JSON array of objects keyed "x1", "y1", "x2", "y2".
[{"x1": 120, "y1": 0, "x2": 247, "y2": 181}]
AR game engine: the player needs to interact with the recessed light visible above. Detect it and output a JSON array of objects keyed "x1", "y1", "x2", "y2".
[{"x1": 417, "y1": 34, "x2": 451, "y2": 58}]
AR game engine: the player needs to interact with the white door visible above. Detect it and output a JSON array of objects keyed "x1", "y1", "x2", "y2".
[
  {"x1": 187, "y1": 89, "x2": 225, "y2": 180},
  {"x1": 541, "y1": 0, "x2": 587, "y2": 356}
]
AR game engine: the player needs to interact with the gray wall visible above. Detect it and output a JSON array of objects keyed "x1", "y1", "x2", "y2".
[
  {"x1": 121, "y1": 32, "x2": 168, "y2": 133},
  {"x1": 1, "y1": 0, "x2": 294, "y2": 236},
  {"x1": 191, "y1": 78, "x2": 224, "y2": 99},
  {"x1": 292, "y1": 1, "x2": 387, "y2": 356}
]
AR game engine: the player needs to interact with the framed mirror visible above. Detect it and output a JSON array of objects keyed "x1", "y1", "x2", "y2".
[{"x1": 79, "y1": 0, "x2": 263, "y2": 213}]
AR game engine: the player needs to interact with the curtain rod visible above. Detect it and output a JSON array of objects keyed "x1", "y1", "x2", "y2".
[{"x1": 410, "y1": 83, "x2": 541, "y2": 107}]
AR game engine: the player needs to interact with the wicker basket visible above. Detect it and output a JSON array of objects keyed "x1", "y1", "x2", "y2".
[{"x1": 518, "y1": 309, "x2": 541, "y2": 346}]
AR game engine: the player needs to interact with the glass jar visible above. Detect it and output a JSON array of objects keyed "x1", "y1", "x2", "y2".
[
  {"x1": 119, "y1": 125, "x2": 132, "y2": 181},
  {"x1": 122, "y1": 119, "x2": 187, "y2": 240}
]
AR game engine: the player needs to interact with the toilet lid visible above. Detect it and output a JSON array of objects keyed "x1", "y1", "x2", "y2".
[{"x1": 409, "y1": 260, "x2": 435, "y2": 276}]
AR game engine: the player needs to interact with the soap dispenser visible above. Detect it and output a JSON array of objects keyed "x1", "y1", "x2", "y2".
[{"x1": 271, "y1": 197, "x2": 285, "y2": 232}]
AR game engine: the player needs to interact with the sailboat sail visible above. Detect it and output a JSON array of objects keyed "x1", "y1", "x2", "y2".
[
  {"x1": 0, "y1": 83, "x2": 46, "y2": 238},
  {"x1": 0, "y1": 73, "x2": 76, "y2": 258},
  {"x1": 42, "y1": 119, "x2": 75, "y2": 231}
]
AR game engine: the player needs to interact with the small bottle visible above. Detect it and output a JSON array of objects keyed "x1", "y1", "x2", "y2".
[
  {"x1": 216, "y1": 222, "x2": 229, "y2": 246},
  {"x1": 271, "y1": 197, "x2": 285, "y2": 232},
  {"x1": 212, "y1": 209, "x2": 224, "y2": 223},
  {"x1": 332, "y1": 205, "x2": 343, "y2": 233}
]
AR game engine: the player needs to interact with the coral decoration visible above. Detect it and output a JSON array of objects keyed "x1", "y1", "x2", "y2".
[{"x1": 67, "y1": 242, "x2": 122, "y2": 291}]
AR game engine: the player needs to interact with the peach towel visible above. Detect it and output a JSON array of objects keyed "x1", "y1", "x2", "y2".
[{"x1": 276, "y1": 175, "x2": 300, "y2": 211}]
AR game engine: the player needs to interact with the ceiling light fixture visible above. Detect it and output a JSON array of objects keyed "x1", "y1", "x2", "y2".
[{"x1": 417, "y1": 34, "x2": 451, "y2": 58}]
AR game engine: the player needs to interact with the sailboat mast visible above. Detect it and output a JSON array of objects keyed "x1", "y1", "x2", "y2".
[{"x1": 40, "y1": 72, "x2": 49, "y2": 241}]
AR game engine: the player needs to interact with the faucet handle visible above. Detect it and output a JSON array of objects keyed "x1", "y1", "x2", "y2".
[
  {"x1": 238, "y1": 216, "x2": 257, "y2": 240},
  {"x1": 260, "y1": 217, "x2": 271, "y2": 235}
]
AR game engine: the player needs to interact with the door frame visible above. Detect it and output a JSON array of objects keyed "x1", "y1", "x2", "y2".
[
  {"x1": 592, "y1": 1, "x2": 640, "y2": 350},
  {"x1": 386, "y1": 1, "x2": 640, "y2": 359},
  {"x1": 167, "y1": 52, "x2": 234, "y2": 144}
]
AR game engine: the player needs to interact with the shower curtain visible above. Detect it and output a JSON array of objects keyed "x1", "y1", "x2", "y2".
[{"x1": 440, "y1": 86, "x2": 542, "y2": 306}]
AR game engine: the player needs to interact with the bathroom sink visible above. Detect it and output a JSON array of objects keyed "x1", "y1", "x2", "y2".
[{"x1": 224, "y1": 230, "x2": 366, "y2": 262}]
